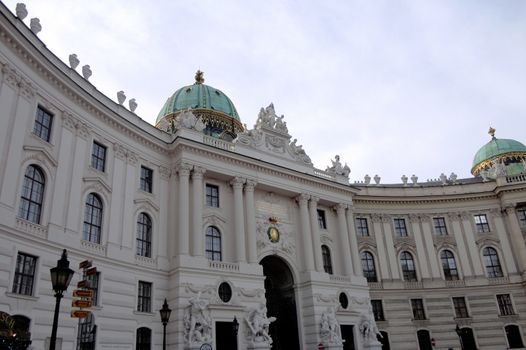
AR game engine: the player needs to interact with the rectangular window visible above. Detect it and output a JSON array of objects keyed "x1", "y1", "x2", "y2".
[
  {"x1": 140, "y1": 166, "x2": 153, "y2": 193},
  {"x1": 87, "y1": 272, "x2": 100, "y2": 306},
  {"x1": 411, "y1": 299, "x2": 426, "y2": 320},
  {"x1": 474, "y1": 214, "x2": 490, "y2": 233},
  {"x1": 371, "y1": 300, "x2": 385, "y2": 321},
  {"x1": 394, "y1": 218, "x2": 408, "y2": 236},
  {"x1": 91, "y1": 141, "x2": 107, "y2": 172},
  {"x1": 137, "y1": 281, "x2": 152, "y2": 313},
  {"x1": 453, "y1": 297, "x2": 469, "y2": 318},
  {"x1": 33, "y1": 106, "x2": 53, "y2": 142},
  {"x1": 433, "y1": 217, "x2": 448, "y2": 235},
  {"x1": 206, "y1": 184, "x2": 219, "y2": 208},
  {"x1": 497, "y1": 294, "x2": 515, "y2": 316},
  {"x1": 317, "y1": 209, "x2": 327, "y2": 229},
  {"x1": 518, "y1": 209, "x2": 526, "y2": 228},
  {"x1": 356, "y1": 218, "x2": 369, "y2": 236},
  {"x1": 12, "y1": 253, "x2": 37, "y2": 295}
]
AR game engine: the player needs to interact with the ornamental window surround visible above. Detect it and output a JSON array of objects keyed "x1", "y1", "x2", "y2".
[
  {"x1": 18, "y1": 165, "x2": 45, "y2": 224},
  {"x1": 355, "y1": 217, "x2": 369, "y2": 236},
  {"x1": 321, "y1": 245, "x2": 333, "y2": 274},
  {"x1": 361, "y1": 251, "x2": 377, "y2": 282},
  {"x1": 33, "y1": 106, "x2": 53, "y2": 142},
  {"x1": 12, "y1": 252, "x2": 37, "y2": 296},
  {"x1": 401, "y1": 251, "x2": 417, "y2": 281},
  {"x1": 393, "y1": 218, "x2": 408, "y2": 237},
  {"x1": 433, "y1": 217, "x2": 448, "y2": 235},
  {"x1": 205, "y1": 226, "x2": 222, "y2": 261},
  {"x1": 91, "y1": 141, "x2": 107, "y2": 172},
  {"x1": 474, "y1": 214, "x2": 490, "y2": 233},
  {"x1": 140, "y1": 166, "x2": 153, "y2": 193},
  {"x1": 205, "y1": 184, "x2": 219, "y2": 208}
]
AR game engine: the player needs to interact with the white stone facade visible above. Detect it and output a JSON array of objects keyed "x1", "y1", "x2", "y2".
[{"x1": 0, "y1": 3, "x2": 525, "y2": 350}]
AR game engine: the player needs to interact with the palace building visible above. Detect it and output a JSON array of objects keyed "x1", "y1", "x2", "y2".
[{"x1": 0, "y1": 2, "x2": 525, "y2": 350}]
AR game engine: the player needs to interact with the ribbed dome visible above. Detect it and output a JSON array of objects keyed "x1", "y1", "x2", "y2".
[
  {"x1": 156, "y1": 71, "x2": 239, "y2": 126},
  {"x1": 471, "y1": 130, "x2": 526, "y2": 176}
]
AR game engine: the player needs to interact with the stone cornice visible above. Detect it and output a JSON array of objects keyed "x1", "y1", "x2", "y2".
[{"x1": 353, "y1": 191, "x2": 499, "y2": 206}]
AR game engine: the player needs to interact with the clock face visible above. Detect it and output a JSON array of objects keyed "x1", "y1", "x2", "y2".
[
  {"x1": 267, "y1": 227, "x2": 280, "y2": 243},
  {"x1": 200, "y1": 344, "x2": 212, "y2": 350}
]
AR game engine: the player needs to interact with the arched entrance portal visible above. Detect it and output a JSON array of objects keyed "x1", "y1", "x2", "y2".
[{"x1": 260, "y1": 255, "x2": 300, "y2": 350}]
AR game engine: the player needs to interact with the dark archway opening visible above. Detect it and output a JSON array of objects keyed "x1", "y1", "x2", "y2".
[
  {"x1": 260, "y1": 255, "x2": 300, "y2": 350},
  {"x1": 459, "y1": 327, "x2": 477, "y2": 350}
]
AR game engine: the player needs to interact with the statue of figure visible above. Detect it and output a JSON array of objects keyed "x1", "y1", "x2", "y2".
[
  {"x1": 449, "y1": 172, "x2": 458, "y2": 183},
  {"x1": 327, "y1": 155, "x2": 344, "y2": 175},
  {"x1": 275, "y1": 115, "x2": 288, "y2": 133},
  {"x1": 69, "y1": 53, "x2": 80, "y2": 69},
  {"x1": 245, "y1": 303, "x2": 276, "y2": 344},
  {"x1": 129, "y1": 98, "x2": 138, "y2": 113},
  {"x1": 82, "y1": 65, "x2": 92, "y2": 80},
  {"x1": 440, "y1": 173, "x2": 448, "y2": 185},
  {"x1": 342, "y1": 164, "x2": 351, "y2": 177},
  {"x1": 184, "y1": 292, "x2": 213, "y2": 345},
  {"x1": 117, "y1": 91, "x2": 126, "y2": 105},
  {"x1": 320, "y1": 307, "x2": 342, "y2": 344},
  {"x1": 492, "y1": 159, "x2": 506, "y2": 177},
  {"x1": 359, "y1": 313, "x2": 381, "y2": 344},
  {"x1": 30, "y1": 17, "x2": 41, "y2": 34},
  {"x1": 16, "y1": 3, "x2": 28, "y2": 20},
  {"x1": 265, "y1": 103, "x2": 277, "y2": 127}
]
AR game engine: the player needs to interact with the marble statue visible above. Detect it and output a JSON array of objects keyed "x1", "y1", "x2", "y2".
[
  {"x1": 411, "y1": 174, "x2": 418, "y2": 185},
  {"x1": 245, "y1": 303, "x2": 276, "y2": 344},
  {"x1": 373, "y1": 175, "x2": 381, "y2": 185},
  {"x1": 117, "y1": 91, "x2": 126, "y2": 105},
  {"x1": 29, "y1": 18, "x2": 41, "y2": 34},
  {"x1": 401, "y1": 175, "x2": 408, "y2": 186},
  {"x1": 440, "y1": 173, "x2": 448, "y2": 185},
  {"x1": 327, "y1": 155, "x2": 350, "y2": 177},
  {"x1": 16, "y1": 3, "x2": 28, "y2": 20},
  {"x1": 449, "y1": 172, "x2": 458, "y2": 183},
  {"x1": 184, "y1": 292, "x2": 213, "y2": 345},
  {"x1": 68, "y1": 54, "x2": 80, "y2": 69},
  {"x1": 129, "y1": 98, "x2": 138, "y2": 112},
  {"x1": 320, "y1": 306, "x2": 343, "y2": 345},
  {"x1": 82, "y1": 65, "x2": 92, "y2": 80},
  {"x1": 359, "y1": 313, "x2": 381, "y2": 345},
  {"x1": 364, "y1": 174, "x2": 371, "y2": 185}
]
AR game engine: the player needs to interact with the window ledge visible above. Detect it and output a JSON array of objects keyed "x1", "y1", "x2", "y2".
[
  {"x1": 5, "y1": 292, "x2": 39, "y2": 301},
  {"x1": 133, "y1": 311, "x2": 155, "y2": 317}
]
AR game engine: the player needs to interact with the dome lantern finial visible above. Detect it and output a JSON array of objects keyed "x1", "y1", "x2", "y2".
[
  {"x1": 195, "y1": 70, "x2": 204, "y2": 84},
  {"x1": 488, "y1": 127, "x2": 496, "y2": 139}
]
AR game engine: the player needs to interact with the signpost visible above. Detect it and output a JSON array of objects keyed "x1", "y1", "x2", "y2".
[
  {"x1": 71, "y1": 261, "x2": 96, "y2": 319},
  {"x1": 71, "y1": 310, "x2": 91, "y2": 318}
]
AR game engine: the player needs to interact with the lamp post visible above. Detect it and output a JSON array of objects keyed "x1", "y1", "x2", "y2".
[
  {"x1": 232, "y1": 316, "x2": 239, "y2": 350},
  {"x1": 455, "y1": 324, "x2": 464, "y2": 350},
  {"x1": 49, "y1": 249, "x2": 74, "y2": 350},
  {"x1": 159, "y1": 298, "x2": 171, "y2": 350}
]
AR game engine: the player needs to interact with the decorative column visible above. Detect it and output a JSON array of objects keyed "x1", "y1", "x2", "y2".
[
  {"x1": 346, "y1": 206, "x2": 363, "y2": 276},
  {"x1": 231, "y1": 177, "x2": 246, "y2": 263},
  {"x1": 381, "y1": 215, "x2": 400, "y2": 280},
  {"x1": 409, "y1": 215, "x2": 431, "y2": 279},
  {"x1": 244, "y1": 180, "x2": 258, "y2": 264},
  {"x1": 191, "y1": 166, "x2": 206, "y2": 257},
  {"x1": 460, "y1": 212, "x2": 484, "y2": 276},
  {"x1": 177, "y1": 163, "x2": 192, "y2": 256},
  {"x1": 503, "y1": 205, "x2": 526, "y2": 274},
  {"x1": 420, "y1": 216, "x2": 441, "y2": 279},
  {"x1": 335, "y1": 204, "x2": 353, "y2": 276},
  {"x1": 309, "y1": 196, "x2": 324, "y2": 272},
  {"x1": 296, "y1": 194, "x2": 315, "y2": 271},
  {"x1": 371, "y1": 215, "x2": 390, "y2": 279},
  {"x1": 448, "y1": 213, "x2": 473, "y2": 277}
]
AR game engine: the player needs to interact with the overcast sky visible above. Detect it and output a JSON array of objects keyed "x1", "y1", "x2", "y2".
[{"x1": 5, "y1": 0, "x2": 526, "y2": 183}]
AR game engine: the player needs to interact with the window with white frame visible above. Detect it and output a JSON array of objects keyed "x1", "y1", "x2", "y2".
[
  {"x1": 205, "y1": 184, "x2": 219, "y2": 207},
  {"x1": 317, "y1": 209, "x2": 327, "y2": 229},
  {"x1": 474, "y1": 214, "x2": 490, "y2": 233},
  {"x1": 140, "y1": 166, "x2": 153, "y2": 193},
  {"x1": 411, "y1": 299, "x2": 426, "y2": 320},
  {"x1": 394, "y1": 218, "x2": 408, "y2": 236},
  {"x1": 76, "y1": 313, "x2": 96, "y2": 350},
  {"x1": 136, "y1": 327, "x2": 151, "y2": 350},
  {"x1": 400, "y1": 251, "x2": 417, "y2": 281},
  {"x1": 136, "y1": 213, "x2": 152, "y2": 258},
  {"x1": 361, "y1": 251, "x2": 377, "y2": 282},
  {"x1": 517, "y1": 208, "x2": 526, "y2": 228},
  {"x1": 205, "y1": 226, "x2": 221, "y2": 261},
  {"x1": 452, "y1": 297, "x2": 469, "y2": 318},
  {"x1": 137, "y1": 281, "x2": 152, "y2": 313},
  {"x1": 33, "y1": 106, "x2": 53, "y2": 142},
  {"x1": 371, "y1": 300, "x2": 385, "y2": 321},
  {"x1": 441, "y1": 250, "x2": 459, "y2": 280},
  {"x1": 496, "y1": 294, "x2": 515, "y2": 316},
  {"x1": 18, "y1": 165, "x2": 45, "y2": 224},
  {"x1": 91, "y1": 141, "x2": 107, "y2": 172},
  {"x1": 83, "y1": 193, "x2": 103, "y2": 244},
  {"x1": 483, "y1": 247, "x2": 503, "y2": 278},
  {"x1": 433, "y1": 217, "x2": 448, "y2": 235},
  {"x1": 321, "y1": 245, "x2": 333, "y2": 274},
  {"x1": 355, "y1": 217, "x2": 369, "y2": 236},
  {"x1": 12, "y1": 253, "x2": 37, "y2": 296}
]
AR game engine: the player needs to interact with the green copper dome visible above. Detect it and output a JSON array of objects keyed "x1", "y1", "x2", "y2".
[
  {"x1": 471, "y1": 128, "x2": 526, "y2": 176},
  {"x1": 156, "y1": 71, "x2": 239, "y2": 126}
]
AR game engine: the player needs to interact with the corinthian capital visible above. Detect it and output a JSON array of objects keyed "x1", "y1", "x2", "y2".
[
  {"x1": 245, "y1": 179, "x2": 257, "y2": 191},
  {"x1": 176, "y1": 162, "x2": 192, "y2": 176},
  {"x1": 230, "y1": 177, "x2": 246, "y2": 189},
  {"x1": 192, "y1": 166, "x2": 206, "y2": 179},
  {"x1": 295, "y1": 193, "x2": 310, "y2": 206}
]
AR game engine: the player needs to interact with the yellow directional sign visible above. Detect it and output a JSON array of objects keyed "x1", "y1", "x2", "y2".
[
  {"x1": 79, "y1": 260, "x2": 92, "y2": 269},
  {"x1": 71, "y1": 310, "x2": 91, "y2": 318},
  {"x1": 73, "y1": 289, "x2": 93, "y2": 298},
  {"x1": 72, "y1": 300, "x2": 93, "y2": 308}
]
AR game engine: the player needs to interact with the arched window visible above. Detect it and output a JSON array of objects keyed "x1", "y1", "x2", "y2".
[
  {"x1": 416, "y1": 329, "x2": 432, "y2": 350},
  {"x1": 400, "y1": 251, "x2": 417, "y2": 281},
  {"x1": 440, "y1": 250, "x2": 459, "y2": 280},
  {"x1": 205, "y1": 226, "x2": 221, "y2": 261},
  {"x1": 361, "y1": 251, "x2": 378, "y2": 282},
  {"x1": 321, "y1": 245, "x2": 333, "y2": 274},
  {"x1": 77, "y1": 313, "x2": 96, "y2": 350},
  {"x1": 505, "y1": 325, "x2": 525, "y2": 349},
  {"x1": 483, "y1": 247, "x2": 503, "y2": 278},
  {"x1": 136, "y1": 327, "x2": 151, "y2": 350},
  {"x1": 136, "y1": 213, "x2": 152, "y2": 258},
  {"x1": 10, "y1": 315, "x2": 31, "y2": 349},
  {"x1": 83, "y1": 193, "x2": 103, "y2": 244},
  {"x1": 18, "y1": 165, "x2": 45, "y2": 224}
]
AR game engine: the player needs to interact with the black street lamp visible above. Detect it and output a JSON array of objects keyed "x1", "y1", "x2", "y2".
[
  {"x1": 49, "y1": 249, "x2": 74, "y2": 350},
  {"x1": 232, "y1": 316, "x2": 239, "y2": 350},
  {"x1": 159, "y1": 298, "x2": 171, "y2": 350},
  {"x1": 455, "y1": 324, "x2": 464, "y2": 350}
]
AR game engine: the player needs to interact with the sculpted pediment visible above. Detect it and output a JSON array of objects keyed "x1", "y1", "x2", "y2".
[
  {"x1": 23, "y1": 145, "x2": 58, "y2": 167},
  {"x1": 82, "y1": 176, "x2": 112, "y2": 194}
]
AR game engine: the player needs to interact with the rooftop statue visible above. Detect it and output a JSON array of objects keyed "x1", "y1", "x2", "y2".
[
  {"x1": 29, "y1": 18, "x2": 41, "y2": 34},
  {"x1": 326, "y1": 155, "x2": 350, "y2": 177},
  {"x1": 68, "y1": 53, "x2": 80, "y2": 69},
  {"x1": 16, "y1": 3, "x2": 28, "y2": 20},
  {"x1": 82, "y1": 65, "x2": 92, "y2": 80}
]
